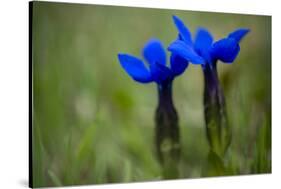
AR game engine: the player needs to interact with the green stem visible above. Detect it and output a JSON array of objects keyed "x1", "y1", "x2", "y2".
[
  {"x1": 202, "y1": 150, "x2": 226, "y2": 177},
  {"x1": 155, "y1": 81, "x2": 180, "y2": 179},
  {"x1": 203, "y1": 63, "x2": 231, "y2": 157}
]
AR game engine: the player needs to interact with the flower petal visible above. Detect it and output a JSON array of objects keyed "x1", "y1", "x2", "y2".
[
  {"x1": 118, "y1": 54, "x2": 152, "y2": 83},
  {"x1": 178, "y1": 33, "x2": 184, "y2": 41},
  {"x1": 149, "y1": 62, "x2": 173, "y2": 83},
  {"x1": 211, "y1": 38, "x2": 240, "y2": 63},
  {"x1": 142, "y1": 38, "x2": 166, "y2": 65},
  {"x1": 168, "y1": 40, "x2": 204, "y2": 64},
  {"x1": 194, "y1": 28, "x2": 213, "y2": 54},
  {"x1": 172, "y1": 15, "x2": 193, "y2": 46},
  {"x1": 170, "y1": 53, "x2": 189, "y2": 76},
  {"x1": 194, "y1": 28, "x2": 213, "y2": 63},
  {"x1": 228, "y1": 28, "x2": 250, "y2": 43}
]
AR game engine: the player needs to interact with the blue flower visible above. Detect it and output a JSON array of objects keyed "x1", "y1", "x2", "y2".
[
  {"x1": 168, "y1": 15, "x2": 250, "y2": 66},
  {"x1": 167, "y1": 16, "x2": 250, "y2": 157},
  {"x1": 118, "y1": 38, "x2": 191, "y2": 84}
]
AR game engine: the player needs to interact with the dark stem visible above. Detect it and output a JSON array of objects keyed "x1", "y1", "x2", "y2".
[
  {"x1": 155, "y1": 80, "x2": 180, "y2": 178},
  {"x1": 203, "y1": 63, "x2": 231, "y2": 157}
]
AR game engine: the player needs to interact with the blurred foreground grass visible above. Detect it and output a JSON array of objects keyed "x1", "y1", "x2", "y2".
[{"x1": 32, "y1": 2, "x2": 271, "y2": 187}]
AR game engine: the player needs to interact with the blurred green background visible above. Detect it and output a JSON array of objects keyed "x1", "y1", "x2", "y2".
[{"x1": 32, "y1": 1, "x2": 271, "y2": 187}]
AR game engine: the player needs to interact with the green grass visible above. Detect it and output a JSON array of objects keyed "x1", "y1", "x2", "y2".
[{"x1": 32, "y1": 2, "x2": 271, "y2": 187}]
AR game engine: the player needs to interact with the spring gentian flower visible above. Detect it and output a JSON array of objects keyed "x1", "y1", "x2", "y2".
[
  {"x1": 168, "y1": 15, "x2": 249, "y2": 157},
  {"x1": 118, "y1": 38, "x2": 188, "y2": 178},
  {"x1": 118, "y1": 38, "x2": 201, "y2": 85},
  {"x1": 168, "y1": 15, "x2": 249, "y2": 67}
]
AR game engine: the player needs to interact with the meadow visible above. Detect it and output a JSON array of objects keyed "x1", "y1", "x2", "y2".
[{"x1": 32, "y1": 2, "x2": 271, "y2": 187}]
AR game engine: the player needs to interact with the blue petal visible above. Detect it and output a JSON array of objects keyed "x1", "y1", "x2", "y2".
[
  {"x1": 228, "y1": 28, "x2": 250, "y2": 43},
  {"x1": 211, "y1": 38, "x2": 240, "y2": 63},
  {"x1": 142, "y1": 38, "x2": 166, "y2": 65},
  {"x1": 149, "y1": 62, "x2": 173, "y2": 83},
  {"x1": 170, "y1": 53, "x2": 189, "y2": 76},
  {"x1": 194, "y1": 28, "x2": 213, "y2": 63},
  {"x1": 172, "y1": 15, "x2": 193, "y2": 46},
  {"x1": 168, "y1": 40, "x2": 205, "y2": 64},
  {"x1": 194, "y1": 28, "x2": 213, "y2": 53},
  {"x1": 178, "y1": 33, "x2": 184, "y2": 41},
  {"x1": 118, "y1": 54, "x2": 152, "y2": 83}
]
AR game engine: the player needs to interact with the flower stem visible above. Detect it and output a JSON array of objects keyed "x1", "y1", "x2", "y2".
[
  {"x1": 203, "y1": 63, "x2": 231, "y2": 157},
  {"x1": 155, "y1": 81, "x2": 180, "y2": 179}
]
